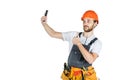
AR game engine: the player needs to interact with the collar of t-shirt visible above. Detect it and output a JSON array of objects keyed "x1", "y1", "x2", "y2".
[{"x1": 80, "y1": 33, "x2": 95, "y2": 45}]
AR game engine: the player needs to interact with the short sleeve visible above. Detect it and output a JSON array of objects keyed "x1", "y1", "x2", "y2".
[
  {"x1": 91, "y1": 40, "x2": 102, "y2": 55},
  {"x1": 62, "y1": 31, "x2": 77, "y2": 41}
]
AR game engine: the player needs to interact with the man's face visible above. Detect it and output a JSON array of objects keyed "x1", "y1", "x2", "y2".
[{"x1": 82, "y1": 18, "x2": 96, "y2": 32}]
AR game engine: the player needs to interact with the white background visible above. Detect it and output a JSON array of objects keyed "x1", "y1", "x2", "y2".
[{"x1": 0, "y1": 0, "x2": 120, "y2": 80}]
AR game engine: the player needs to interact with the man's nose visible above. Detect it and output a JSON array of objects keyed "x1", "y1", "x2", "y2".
[{"x1": 83, "y1": 21, "x2": 88, "y2": 25}]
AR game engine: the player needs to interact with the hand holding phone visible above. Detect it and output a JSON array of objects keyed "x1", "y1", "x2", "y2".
[{"x1": 42, "y1": 10, "x2": 48, "y2": 22}]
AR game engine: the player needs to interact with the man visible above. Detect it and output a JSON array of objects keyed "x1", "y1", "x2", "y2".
[{"x1": 41, "y1": 10, "x2": 102, "y2": 80}]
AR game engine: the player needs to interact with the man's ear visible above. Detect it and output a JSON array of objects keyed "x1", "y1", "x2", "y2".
[{"x1": 94, "y1": 22, "x2": 98, "y2": 28}]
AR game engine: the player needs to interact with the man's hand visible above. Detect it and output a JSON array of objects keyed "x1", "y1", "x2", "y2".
[
  {"x1": 41, "y1": 16, "x2": 47, "y2": 23},
  {"x1": 72, "y1": 36, "x2": 81, "y2": 46}
]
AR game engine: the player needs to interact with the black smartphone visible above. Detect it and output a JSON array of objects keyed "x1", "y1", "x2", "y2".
[{"x1": 44, "y1": 10, "x2": 48, "y2": 16}]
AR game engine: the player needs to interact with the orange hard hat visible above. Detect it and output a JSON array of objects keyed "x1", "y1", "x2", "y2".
[{"x1": 81, "y1": 10, "x2": 99, "y2": 23}]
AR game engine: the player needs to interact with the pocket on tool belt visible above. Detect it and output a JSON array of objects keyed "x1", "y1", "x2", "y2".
[
  {"x1": 84, "y1": 68, "x2": 97, "y2": 80},
  {"x1": 61, "y1": 70, "x2": 70, "y2": 80}
]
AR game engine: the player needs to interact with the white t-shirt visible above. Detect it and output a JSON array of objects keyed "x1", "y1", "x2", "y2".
[{"x1": 62, "y1": 31, "x2": 102, "y2": 55}]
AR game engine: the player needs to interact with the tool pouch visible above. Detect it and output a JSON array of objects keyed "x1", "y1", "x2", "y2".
[
  {"x1": 61, "y1": 63, "x2": 71, "y2": 80},
  {"x1": 83, "y1": 67, "x2": 97, "y2": 80}
]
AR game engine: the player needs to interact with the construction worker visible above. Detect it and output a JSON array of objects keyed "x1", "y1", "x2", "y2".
[{"x1": 41, "y1": 10, "x2": 102, "y2": 80}]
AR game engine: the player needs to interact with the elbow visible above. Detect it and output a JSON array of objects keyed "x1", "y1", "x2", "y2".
[
  {"x1": 50, "y1": 32, "x2": 56, "y2": 38},
  {"x1": 87, "y1": 53, "x2": 98, "y2": 64},
  {"x1": 88, "y1": 58, "x2": 97, "y2": 64},
  {"x1": 50, "y1": 32, "x2": 62, "y2": 39},
  {"x1": 88, "y1": 60, "x2": 94, "y2": 64},
  {"x1": 50, "y1": 34, "x2": 54, "y2": 38},
  {"x1": 87, "y1": 58, "x2": 95, "y2": 64},
  {"x1": 48, "y1": 31, "x2": 56, "y2": 38}
]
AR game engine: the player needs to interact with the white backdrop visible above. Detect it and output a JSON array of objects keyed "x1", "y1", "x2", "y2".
[{"x1": 0, "y1": 0, "x2": 120, "y2": 80}]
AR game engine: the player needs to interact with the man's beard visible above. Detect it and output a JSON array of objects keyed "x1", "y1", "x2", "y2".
[{"x1": 83, "y1": 25, "x2": 94, "y2": 32}]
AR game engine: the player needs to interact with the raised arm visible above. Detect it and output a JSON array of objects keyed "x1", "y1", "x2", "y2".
[{"x1": 41, "y1": 16, "x2": 63, "y2": 39}]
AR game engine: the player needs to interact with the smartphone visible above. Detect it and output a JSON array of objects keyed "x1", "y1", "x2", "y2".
[{"x1": 44, "y1": 10, "x2": 48, "y2": 16}]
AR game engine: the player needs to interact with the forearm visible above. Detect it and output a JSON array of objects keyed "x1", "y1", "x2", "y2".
[
  {"x1": 41, "y1": 16, "x2": 62, "y2": 39},
  {"x1": 41, "y1": 22, "x2": 56, "y2": 37},
  {"x1": 41, "y1": 22, "x2": 62, "y2": 39},
  {"x1": 77, "y1": 43, "x2": 94, "y2": 64}
]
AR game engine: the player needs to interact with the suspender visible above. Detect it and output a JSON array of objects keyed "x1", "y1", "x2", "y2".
[
  {"x1": 79, "y1": 32, "x2": 82, "y2": 37},
  {"x1": 88, "y1": 38, "x2": 98, "y2": 46}
]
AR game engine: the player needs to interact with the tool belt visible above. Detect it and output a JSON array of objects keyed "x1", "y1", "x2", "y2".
[{"x1": 61, "y1": 63, "x2": 97, "y2": 80}]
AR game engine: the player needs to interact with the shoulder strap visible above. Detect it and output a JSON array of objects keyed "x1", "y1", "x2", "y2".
[
  {"x1": 79, "y1": 32, "x2": 82, "y2": 37},
  {"x1": 88, "y1": 38, "x2": 98, "y2": 46}
]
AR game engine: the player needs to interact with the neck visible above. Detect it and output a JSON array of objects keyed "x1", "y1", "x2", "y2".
[{"x1": 83, "y1": 31, "x2": 94, "y2": 38}]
